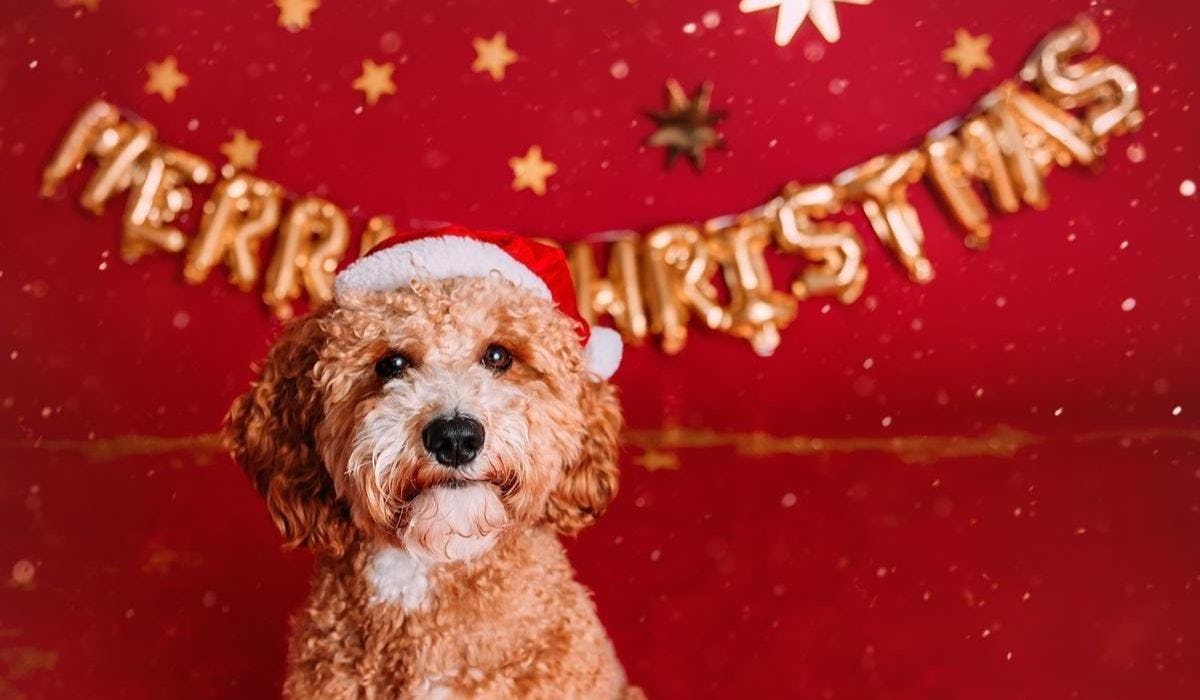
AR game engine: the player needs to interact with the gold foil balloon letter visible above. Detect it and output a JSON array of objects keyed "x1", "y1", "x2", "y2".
[
  {"x1": 771, "y1": 183, "x2": 867, "y2": 303},
  {"x1": 567, "y1": 236, "x2": 648, "y2": 345},
  {"x1": 703, "y1": 219, "x2": 798, "y2": 357},
  {"x1": 121, "y1": 146, "x2": 213, "y2": 263},
  {"x1": 185, "y1": 174, "x2": 283, "y2": 290},
  {"x1": 924, "y1": 132, "x2": 993, "y2": 247},
  {"x1": 1021, "y1": 17, "x2": 1143, "y2": 139},
  {"x1": 835, "y1": 151, "x2": 933, "y2": 283},
  {"x1": 40, "y1": 100, "x2": 157, "y2": 215},
  {"x1": 264, "y1": 197, "x2": 351, "y2": 318},
  {"x1": 40, "y1": 99, "x2": 121, "y2": 198},
  {"x1": 641, "y1": 224, "x2": 700, "y2": 355}
]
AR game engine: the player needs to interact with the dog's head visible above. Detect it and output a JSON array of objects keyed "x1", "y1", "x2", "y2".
[{"x1": 227, "y1": 268, "x2": 622, "y2": 563}]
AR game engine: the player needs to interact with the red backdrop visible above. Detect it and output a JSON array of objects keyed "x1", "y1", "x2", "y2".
[{"x1": 2, "y1": 1, "x2": 1199, "y2": 697}]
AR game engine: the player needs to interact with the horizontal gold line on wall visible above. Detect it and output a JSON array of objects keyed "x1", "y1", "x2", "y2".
[
  {"x1": 2, "y1": 433, "x2": 224, "y2": 462},
  {"x1": 3, "y1": 425, "x2": 1198, "y2": 466},
  {"x1": 622, "y1": 425, "x2": 1040, "y2": 463}
]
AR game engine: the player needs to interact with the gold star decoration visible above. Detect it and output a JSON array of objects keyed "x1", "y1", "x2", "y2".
[
  {"x1": 219, "y1": 130, "x2": 262, "y2": 172},
  {"x1": 739, "y1": 0, "x2": 873, "y2": 45},
  {"x1": 942, "y1": 29, "x2": 994, "y2": 77},
  {"x1": 275, "y1": 0, "x2": 320, "y2": 32},
  {"x1": 508, "y1": 146, "x2": 557, "y2": 196},
  {"x1": 352, "y1": 59, "x2": 397, "y2": 105},
  {"x1": 144, "y1": 57, "x2": 188, "y2": 103},
  {"x1": 645, "y1": 79, "x2": 725, "y2": 171},
  {"x1": 68, "y1": 0, "x2": 101, "y2": 11},
  {"x1": 472, "y1": 32, "x2": 518, "y2": 82},
  {"x1": 633, "y1": 450, "x2": 680, "y2": 471}
]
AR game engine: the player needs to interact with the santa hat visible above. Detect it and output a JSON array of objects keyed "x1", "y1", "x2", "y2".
[{"x1": 333, "y1": 226, "x2": 622, "y2": 379}]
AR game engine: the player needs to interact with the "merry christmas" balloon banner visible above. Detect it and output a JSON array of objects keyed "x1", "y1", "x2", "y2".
[{"x1": 40, "y1": 19, "x2": 1140, "y2": 356}]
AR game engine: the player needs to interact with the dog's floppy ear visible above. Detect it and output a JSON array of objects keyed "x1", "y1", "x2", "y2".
[
  {"x1": 546, "y1": 377, "x2": 622, "y2": 534},
  {"x1": 225, "y1": 309, "x2": 349, "y2": 555}
]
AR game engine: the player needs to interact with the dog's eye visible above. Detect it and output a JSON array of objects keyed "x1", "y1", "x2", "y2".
[
  {"x1": 481, "y1": 343, "x2": 513, "y2": 373},
  {"x1": 374, "y1": 352, "x2": 412, "y2": 380}
]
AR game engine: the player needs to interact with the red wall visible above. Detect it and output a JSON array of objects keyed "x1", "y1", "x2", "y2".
[{"x1": 1, "y1": 1, "x2": 1198, "y2": 697}]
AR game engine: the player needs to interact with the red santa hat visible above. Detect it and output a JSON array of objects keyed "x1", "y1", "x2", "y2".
[{"x1": 333, "y1": 226, "x2": 622, "y2": 379}]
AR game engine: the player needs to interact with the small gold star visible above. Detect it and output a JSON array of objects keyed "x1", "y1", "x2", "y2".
[
  {"x1": 144, "y1": 57, "x2": 188, "y2": 103},
  {"x1": 645, "y1": 79, "x2": 725, "y2": 171},
  {"x1": 275, "y1": 0, "x2": 320, "y2": 32},
  {"x1": 739, "y1": 0, "x2": 873, "y2": 45},
  {"x1": 352, "y1": 59, "x2": 397, "y2": 105},
  {"x1": 220, "y1": 130, "x2": 262, "y2": 172},
  {"x1": 942, "y1": 29, "x2": 994, "y2": 77},
  {"x1": 509, "y1": 146, "x2": 557, "y2": 196},
  {"x1": 633, "y1": 450, "x2": 680, "y2": 471},
  {"x1": 68, "y1": 0, "x2": 101, "y2": 11},
  {"x1": 472, "y1": 32, "x2": 518, "y2": 81}
]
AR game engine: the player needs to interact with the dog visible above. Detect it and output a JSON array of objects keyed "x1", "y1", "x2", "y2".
[{"x1": 226, "y1": 228, "x2": 635, "y2": 697}]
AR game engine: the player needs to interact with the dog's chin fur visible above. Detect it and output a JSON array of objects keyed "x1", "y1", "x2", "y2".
[{"x1": 401, "y1": 483, "x2": 509, "y2": 563}]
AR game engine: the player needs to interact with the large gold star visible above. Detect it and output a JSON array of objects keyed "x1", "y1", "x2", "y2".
[
  {"x1": 645, "y1": 79, "x2": 724, "y2": 171},
  {"x1": 144, "y1": 57, "x2": 188, "y2": 103},
  {"x1": 352, "y1": 59, "x2": 397, "y2": 105},
  {"x1": 68, "y1": 0, "x2": 101, "y2": 11},
  {"x1": 942, "y1": 29, "x2": 994, "y2": 77},
  {"x1": 739, "y1": 0, "x2": 873, "y2": 45},
  {"x1": 220, "y1": 130, "x2": 262, "y2": 172},
  {"x1": 275, "y1": 0, "x2": 319, "y2": 32},
  {"x1": 509, "y1": 146, "x2": 557, "y2": 196},
  {"x1": 472, "y1": 32, "x2": 519, "y2": 81}
]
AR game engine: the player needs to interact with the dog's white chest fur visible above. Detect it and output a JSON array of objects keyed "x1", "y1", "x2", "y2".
[{"x1": 367, "y1": 546, "x2": 433, "y2": 611}]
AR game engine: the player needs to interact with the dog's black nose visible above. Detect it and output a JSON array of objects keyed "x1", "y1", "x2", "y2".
[{"x1": 421, "y1": 415, "x2": 485, "y2": 467}]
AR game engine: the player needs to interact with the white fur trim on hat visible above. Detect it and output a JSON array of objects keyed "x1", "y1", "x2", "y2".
[
  {"x1": 583, "y1": 327, "x2": 623, "y2": 380},
  {"x1": 333, "y1": 236, "x2": 552, "y2": 303},
  {"x1": 335, "y1": 234, "x2": 622, "y2": 379}
]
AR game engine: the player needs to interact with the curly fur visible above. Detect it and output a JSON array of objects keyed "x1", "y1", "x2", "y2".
[{"x1": 226, "y1": 277, "x2": 634, "y2": 698}]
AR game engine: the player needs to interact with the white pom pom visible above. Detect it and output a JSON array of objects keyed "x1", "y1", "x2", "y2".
[{"x1": 583, "y1": 326, "x2": 623, "y2": 380}]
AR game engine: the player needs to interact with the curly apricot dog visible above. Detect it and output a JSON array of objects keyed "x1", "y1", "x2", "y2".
[{"x1": 227, "y1": 228, "x2": 635, "y2": 697}]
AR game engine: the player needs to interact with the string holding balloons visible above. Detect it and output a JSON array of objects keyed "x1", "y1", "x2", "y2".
[{"x1": 40, "y1": 19, "x2": 1142, "y2": 356}]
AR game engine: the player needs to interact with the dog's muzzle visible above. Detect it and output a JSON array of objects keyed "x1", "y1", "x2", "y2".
[{"x1": 422, "y1": 414, "x2": 485, "y2": 467}]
